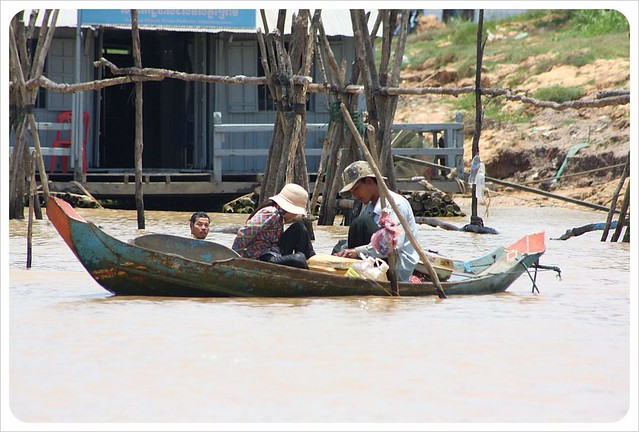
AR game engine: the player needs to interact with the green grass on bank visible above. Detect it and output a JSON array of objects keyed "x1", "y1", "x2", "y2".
[
  {"x1": 405, "y1": 9, "x2": 629, "y2": 76},
  {"x1": 396, "y1": 9, "x2": 630, "y2": 122}
]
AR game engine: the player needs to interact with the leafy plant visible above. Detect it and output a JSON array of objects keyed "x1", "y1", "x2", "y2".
[
  {"x1": 564, "y1": 9, "x2": 630, "y2": 36},
  {"x1": 533, "y1": 85, "x2": 585, "y2": 103}
]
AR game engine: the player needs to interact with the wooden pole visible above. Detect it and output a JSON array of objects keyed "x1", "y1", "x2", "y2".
[
  {"x1": 33, "y1": 183, "x2": 42, "y2": 220},
  {"x1": 131, "y1": 10, "x2": 145, "y2": 229},
  {"x1": 23, "y1": 60, "x2": 630, "y2": 109},
  {"x1": 486, "y1": 177, "x2": 614, "y2": 212},
  {"x1": 393, "y1": 155, "x2": 455, "y2": 172},
  {"x1": 601, "y1": 152, "x2": 629, "y2": 241},
  {"x1": 398, "y1": 153, "x2": 616, "y2": 213},
  {"x1": 611, "y1": 182, "x2": 630, "y2": 242},
  {"x1": 27, "y1": 152, "x2": 37, "y2": 269},
  {"x1": 315, "y1": 14, "x2": 363, "y2": 226},
  {"x1": 71, "y1": 180, "x2": 103, "y2": 209},
  {"x1": 340, "y1": 102, "x2": 446, "y2": 299},
  {"x1": 10, "y1": 24, "x2": 50, "y2": 213},
  {"x1": 26, "y1": 11, "x2": 57, "y2": 198},
  {"x1": 9, "y1": 25, "x2": 51, "y2": 208},
  {"x1": 257, "y1": 12, "x2": 286, "y2": 199},
  {"x1": 379, "y1": 10, "x2": 408, "y2": 189},
  {"x1": 397, "y1": 153, "x2": 616, "y2": 212},
  {"x1": 470, "y1": 10, "x2": 486, "y2": 225},
  {"x1": 366, "y1": 125, "x2": 399, "y2": 295}
]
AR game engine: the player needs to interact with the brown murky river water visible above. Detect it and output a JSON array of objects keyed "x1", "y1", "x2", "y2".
[{"x1": 3, "y1": 203, "x2": 635, "y2": 429}]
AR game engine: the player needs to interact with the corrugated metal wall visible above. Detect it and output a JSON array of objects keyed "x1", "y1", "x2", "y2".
[{"x1": 212, "y1": 34, "x2": 354, "y2": 175}]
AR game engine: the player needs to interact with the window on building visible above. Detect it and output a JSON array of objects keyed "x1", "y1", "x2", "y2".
[
  {"x1": 26, "y1": 39, "x2": 47, "y2": 108},
  {"x1": 257, "y1": 59, "x2": 275, "y2": 111},
  {"x1": 46, "y1": 38, "x2": 75, "y2": 110},
  {"x1": 256, "y1": 45, "x2": 313, "y2": 112}
]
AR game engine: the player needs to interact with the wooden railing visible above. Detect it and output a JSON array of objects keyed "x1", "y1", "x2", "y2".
[
  {"x1": 11, "y1": 117, "x2": 466, "y2": 180},
  {"x1": 212, "y1": 113, "x2": 465, "y2": 182},
  {"x1": 9, "y1": 122, "x2": 72, "y2": 156}
]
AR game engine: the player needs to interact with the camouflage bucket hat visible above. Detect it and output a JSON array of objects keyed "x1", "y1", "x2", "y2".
[{"x1": 339, "y1": 161, "x2": 386, "y2": 197}]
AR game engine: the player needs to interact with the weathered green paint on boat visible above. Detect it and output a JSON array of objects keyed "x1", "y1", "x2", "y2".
[{"x1": 46, "y1": 196, "x2": 546, "y2": 297}]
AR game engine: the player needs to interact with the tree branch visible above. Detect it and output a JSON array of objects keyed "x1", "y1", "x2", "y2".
[{"x1": 11, "y1": 60, "x2": 628, "y2": 111}]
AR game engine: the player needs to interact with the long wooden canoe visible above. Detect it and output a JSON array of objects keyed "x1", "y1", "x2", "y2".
[{"x1": 46, "y1": 196, "x2": 547, "y2": 297}]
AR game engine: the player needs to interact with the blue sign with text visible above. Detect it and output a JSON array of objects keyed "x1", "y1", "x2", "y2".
[{"x1": 79, "y1": 9, "x2": 256, "y2": 29}]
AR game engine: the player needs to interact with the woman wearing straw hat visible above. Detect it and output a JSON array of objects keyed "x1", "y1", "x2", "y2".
[
  {"x1": 334, "y1": 161, "x2": 419, "y2": 282},
  {"x1": 232, "y1": 183, "x2": 315, "y2": 269}
]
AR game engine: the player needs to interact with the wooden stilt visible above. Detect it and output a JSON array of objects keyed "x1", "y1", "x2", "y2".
[
  {"x1": 131, "y1": 10, "x2": 145, "y2": 229},
  {"x1": 601, "y1": 152, "x2": 629, "y2": 241},
  {"x1": 27, "y1": 152, "x2": 37, "y2": 269},
  {"x1": 611, "y1": 183, "x2": 630, "y2": 242}
]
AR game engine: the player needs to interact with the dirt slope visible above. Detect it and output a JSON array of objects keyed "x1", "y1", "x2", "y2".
[{"x1": 394, "y1": 34, "x2": 630, "y2": 210}]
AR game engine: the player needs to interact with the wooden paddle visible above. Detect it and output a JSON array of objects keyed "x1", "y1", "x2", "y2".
[
  {"x1": 340, "y1": 103, "x2": 447, "y2": 299},
  {"x1": 366, "y1": 126, "x2": 399, "y2": 295}
]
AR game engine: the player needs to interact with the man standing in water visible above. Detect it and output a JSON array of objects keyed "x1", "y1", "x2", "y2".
[{"x1": 189, "y1": 211, "x2": 211, "y2": 240}]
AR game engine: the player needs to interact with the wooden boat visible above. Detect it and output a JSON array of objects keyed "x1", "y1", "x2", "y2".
[{"x1": 46, "y1": 196, "x2": 547, "y2": 297}]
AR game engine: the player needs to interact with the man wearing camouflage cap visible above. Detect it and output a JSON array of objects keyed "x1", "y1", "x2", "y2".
[{"x1": 333, "y1": 160, "x2": 419, "y2": 282}]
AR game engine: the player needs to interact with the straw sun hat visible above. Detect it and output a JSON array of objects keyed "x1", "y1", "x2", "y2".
[{"x1": 270, "y1": 183, "x2": 308, "y2": 216}]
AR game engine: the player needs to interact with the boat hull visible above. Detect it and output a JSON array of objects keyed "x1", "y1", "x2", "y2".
[{"x1": 46, "y1": 197, "x2": 545, "y2": 297}]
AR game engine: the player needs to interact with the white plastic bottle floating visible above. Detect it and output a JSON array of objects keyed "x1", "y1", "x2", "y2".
[
  {"x1": 468, "y1": 154, "x2": 481, "y2": 184},
  {"x1": 475, "y1": 162, "x2": 486, "y2": 200}
]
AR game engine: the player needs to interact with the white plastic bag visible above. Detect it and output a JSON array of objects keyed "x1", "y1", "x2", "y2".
[{"x1": 346, "y1": 257, "x2": 389, "y2": 282}]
